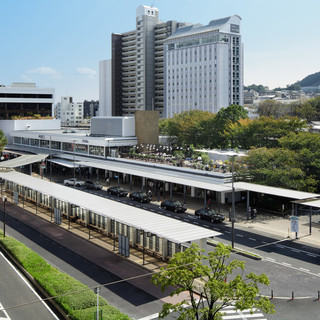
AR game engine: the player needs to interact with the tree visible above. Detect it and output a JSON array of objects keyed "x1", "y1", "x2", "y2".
[
  {"x1": 256, "y1": 100, "x2": 288, "y2": 118},
  {"x1": 0, "y1": 130, "x2": 7, "y2": 153},
  {"x1": 237, "y1": 147, "x2": 318, "y2": 192},
  {"x1": 152, "y1": 243, "x2": 275, "y2": 320},
  {"x1": 231, "y1": 116, "x2": 308, "y2": 149}
]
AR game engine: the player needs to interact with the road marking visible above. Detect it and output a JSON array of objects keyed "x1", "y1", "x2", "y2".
[
  {"x1": 265, "y1": 257, "x2": 275, "y2": 262},
  {"x1": 165, "y1": 213, "x2": 170, "y2": 216},
  {"x1": 249, "y1": 238, "x2": 256, "y2": 241},
  {"x1": 222, "y1": 306, "x2": 265, "y2": 319},
  {"x1": 0, "y1": 302, "x2": 11, "y2": 320},
  {"x1": 225, "y1": 231, "x2": 231, "y2": 234},
  {"x1": 174, "y1": 216, "x2": 181, "y2": 219},
  {"x1": 261, "y1": 241, "x2": 267, "y2": 244},
  {"x1": 204, "y1": 224, "x2": 209, "y2": 227},
  {"x1": 194, "y1": 222, "x2": 199, "y2": 225},
  {"x1": 299, "y1": 267, "x2": 310, "y2": 272},
  {"x1": 183, "y1": 219, "x2": 189, "y2": 222},
  {"x1": 0, "y1": 252, "x2": 59, "y2": 319},
  {"x1": 291, "y1": 248, "x2": 300, "y2": 253},
  {"x1": 236, "y1": 234, "x2": 244, "y2": 237},
  {"x1": 307, "y1": 253, "x2": 317, "y2": 258},
  {"x1": 281, "y1": 262, "x2": 292, "y2": 267},
  {"x1": 276, "y1": 244, "x2": 285, "y2": 249}
]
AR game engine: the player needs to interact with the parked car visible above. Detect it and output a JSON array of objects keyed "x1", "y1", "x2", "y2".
[
  {"x1": 63, "y1": 178, "x2": 84, "y2": 187},
  {"x1": 129, "y1": 191, "x2": 152, "y2": 203},
  {"x1": 160, "y1": 200, "x2": 187, "y2": 213},
  {"x1": 107, "y1": 186, "x2": 128, "y2": 197},
  {"x1": 84, "y1": 180, "x2": 102, "y2": 190},
  {"x1": 195, "y1": 208, "x2": 225, "y2": 223}
]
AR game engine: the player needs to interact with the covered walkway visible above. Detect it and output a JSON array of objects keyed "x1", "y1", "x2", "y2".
[{"x1": 0, "y1": 170, "x2": 221, "y2": 263}]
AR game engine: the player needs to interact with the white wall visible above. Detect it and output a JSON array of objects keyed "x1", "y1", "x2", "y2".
[
  {"x1": 99, "y1": 60, "x2": 112, "y2": 117},
  {"x1": 0, "y1": 119, "x2": 61, "y2": 144}
]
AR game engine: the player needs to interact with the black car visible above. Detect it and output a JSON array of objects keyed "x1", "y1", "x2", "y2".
[
  {"x1": 107, "y1": 186, "x2": 128, "y2": 197},
  {"x1": 195, "y1": 208, "x2": 225, "y2": 223},
  {"x1": 129, "y1": 191, "x2": 152, "y2": 203},
  {"x1": 160, "y1": 200, "x2": 187, "y2": 213},
  {"x1": 84, "y1": 180, "x2": 102, "y2": 190}
]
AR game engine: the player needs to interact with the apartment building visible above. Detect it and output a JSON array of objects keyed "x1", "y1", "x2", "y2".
[
  {"x1": 108, "y1": 5, "x2": 187, "y2": 118},
  {"x1": 0, "y1": 82, "x2": 54, "y2": 119},
  {"x1": 55, "y1": 97, "x2": 83, "y2": 126}
]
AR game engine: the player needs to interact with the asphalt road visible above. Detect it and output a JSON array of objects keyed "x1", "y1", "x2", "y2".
[
  {"x1": 1, "y1": 183, "x2": 320, "y2": 319},
  {"x1": 0, "y1": 251, "x2": 59, "y2": 320}
]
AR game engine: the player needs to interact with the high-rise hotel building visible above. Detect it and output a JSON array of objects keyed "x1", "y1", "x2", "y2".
[
  {"x1": 102, "y1": 6, "x2": 243, "y2": 118},
  {"x1": 164, "y1": 15, "x2": 243, "y2": 118}
]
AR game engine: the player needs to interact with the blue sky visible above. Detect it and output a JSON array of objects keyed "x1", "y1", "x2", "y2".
[{"x1": 1, "y1": 0, "x2": 319, "y2": 103}]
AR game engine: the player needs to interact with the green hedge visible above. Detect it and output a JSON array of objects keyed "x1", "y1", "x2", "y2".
[{"x1": 0, "y1": 231, "x2": 131, "y2": 320}]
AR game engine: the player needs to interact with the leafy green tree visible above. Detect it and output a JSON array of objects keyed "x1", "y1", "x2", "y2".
[
  {"x1": 256, "y1": 100, "x2": 289, "y2": 118},
  {"x1": 0, "y1": 130, "x2": 7, "y2": 152},
  {"x1": 231, "y1": 116, "x2": 308, "y2": 149},
  {"x1": 237, "y1": 147, "x2": 317, "y2": 192},
  {"x1": 152, "y1": 243, "x2": 274, "y2": 320}
]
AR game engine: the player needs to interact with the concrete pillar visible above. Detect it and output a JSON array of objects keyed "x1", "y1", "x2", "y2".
[
  {"x1": 246, "y1": 190, "x2": 250, "y2": 220},
  {"x1": 131, "y1": 227, "x2": 137, "y2": 246},
  {"x1": 130, "y1": 175, "x2": 133, "y2": 191},
  {"x1": 191, "y1": 186, "x2": 195, "y2": 197},
  {"x1": 106, "y1": 217, "x2": 112, "y2": 236},
  {"x1": 162, "y1": 238, "x2": 168, "y2": 261},
  {"x1": 85, "y1": 210, "x2": 90, "y2": 227},
  {"x1": 67, "y1": 203, "x2": 72, "y2": 218}
]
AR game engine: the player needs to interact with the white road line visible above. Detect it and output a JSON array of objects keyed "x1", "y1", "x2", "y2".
[
  {"x1": 174, "y1": 216, "x2": 181, "y2": 219},
  {"x1": 0, "y1": 252, "x2": 59, "y2": 319},
  {"x1": 276, "y1": 244, "x2": 285, "y2": 248},
  {"x1": 249, "y1": 238, "x2": 256, "y2": 241},
  {"x1": 291, "y1": 249, "x2": 300, "y2": 253},
  {"x1": 194, "y1": 222, "x2": 199, "y2": 225},
  {"x1": 183, "y1": 219, "x2": 189, "y2": 222},
  {"x1": 281, "y1": 262, "x2": 292, "y2": 267},
  {"x1": 137, "y1": 312, "x2": 159, "y2": 320},
  {"x1": 213, "y1": 228, "x2": 219, "y2": 231},
  {"x1": 307, "y1": 253, "x2": 317, "y2": 257},
  {"x1": 261, "y1": 241, "x2": 267, "y2": 244},
  {"x1": 265, "y1": 257, "x2": 275, "y2": 262},
  {"x1": 236, "y1": 234, "x2": 244, "y2": 237},
  {"x1": 225, "y1": 231, "x2": 231, "y2": 234},
  {"x1": 150, "y1": 209, "x2": 155, "y2": 212},
  {"x1": 0, "y1": 302, "x2": 11, "y2": 320},
  {"x1": 204, "y1": 225, "x2": 209, "y2": 227},
  {"x1": 299, "y1": 267, "x2": 310, "y2": 272}
]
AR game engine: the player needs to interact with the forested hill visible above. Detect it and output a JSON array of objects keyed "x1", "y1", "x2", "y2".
[{"x1": 296, "y1": 71, "x2": 320, "y2": 87}]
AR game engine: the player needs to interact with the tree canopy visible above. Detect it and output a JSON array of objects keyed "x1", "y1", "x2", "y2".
[
  {"x1": 152, "y1": 243, "x2": 275, "y2": 320},
  {"x1": 0, "y1": 130, "x2": 7, "y2": 153}
]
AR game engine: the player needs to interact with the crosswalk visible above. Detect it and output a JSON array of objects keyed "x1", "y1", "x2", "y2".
[
  {"x1": 0, "y1": 303, "x2": 11, "y2": 320},
  {"x1": 222, "y1": 306, "x2": 267, "y2": 320},
  {"x1": 138, "y1": 305, "x2": 267, "y2": 320}
]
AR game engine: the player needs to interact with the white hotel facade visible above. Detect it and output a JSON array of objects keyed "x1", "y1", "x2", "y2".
[{"x1": 164, "y1": 15, "x2": 243, "y2": 118}]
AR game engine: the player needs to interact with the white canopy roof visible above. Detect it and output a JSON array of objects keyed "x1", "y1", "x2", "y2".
[
  {"x1": 232, "y1": 182, "x2": 319, "y2": 200},
  {"x1": 0, "y1": 171, "x2": 221, "y2": 244},
  {"x1": 0, "y1": 154, "x2": 48, "y2": 168}
]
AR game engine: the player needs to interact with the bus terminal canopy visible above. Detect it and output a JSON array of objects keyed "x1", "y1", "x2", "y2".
[
  {"x1": 0, "y1": 154, "x2": 48, "y2": 169},
  {"x1": 0, "y1": 171, "x2": 221, "y2": 244},
  {"x1": 232, "y1": 182, "x2": 319, "y2": 200}
]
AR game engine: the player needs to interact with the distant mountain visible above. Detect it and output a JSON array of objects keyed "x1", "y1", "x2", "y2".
[{"x1": 296, "y1": 71, "x2": 320, "y2": 87}]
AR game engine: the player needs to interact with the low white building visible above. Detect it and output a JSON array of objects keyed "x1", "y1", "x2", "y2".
[{"x1": 55, "y1": 97, "x2": 83, "y2": 126}]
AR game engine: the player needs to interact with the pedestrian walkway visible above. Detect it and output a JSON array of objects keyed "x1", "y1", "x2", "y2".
[{"x1": 221, "y1": 306, "x2": 267, "y2": 320}]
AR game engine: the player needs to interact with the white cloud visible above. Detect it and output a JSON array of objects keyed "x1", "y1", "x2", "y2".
[
  {"x1": 26, "y1": 66, "x2": 61, "y2": 78},
  {"x1": 76, "y1": 67, "x2": 97, "y2": 79},
  {"x1": 21, "y1": 74, "x2": 33, "y2": 82}
]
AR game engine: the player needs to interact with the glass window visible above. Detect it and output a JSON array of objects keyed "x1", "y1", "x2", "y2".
[
  {"x1": 22, "y1": 137, "x2": 29, "y2": 145},
  {"x1": 30, "y1": 139, "x2": 39, "y2": 147},
  {"x1": 13, "y1": 137, "x2": 22, "y2": 144},
  {"x1": 75, "y1": 144, "x2": 88, "y2": 154},
  {"x1": 40, "y1": 139, "x2": 49, "y2": 148}
]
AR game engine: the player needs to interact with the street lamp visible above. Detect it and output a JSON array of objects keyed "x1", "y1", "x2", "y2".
[{"x1": 2, "y1": 195, "x2": 7, "y2": 237}]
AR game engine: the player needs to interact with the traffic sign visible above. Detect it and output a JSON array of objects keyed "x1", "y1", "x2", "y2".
[{"x1": 290, "y1": 216, "x2": 299, "y2": 233}]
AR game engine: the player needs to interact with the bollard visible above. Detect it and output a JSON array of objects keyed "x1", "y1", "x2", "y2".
[
  {"x1": 270, "y1": 290, "x2": 274, "y2": 300},
  {"x1": 291, "y1": 291, "x2": 294, "y2": 300}
]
